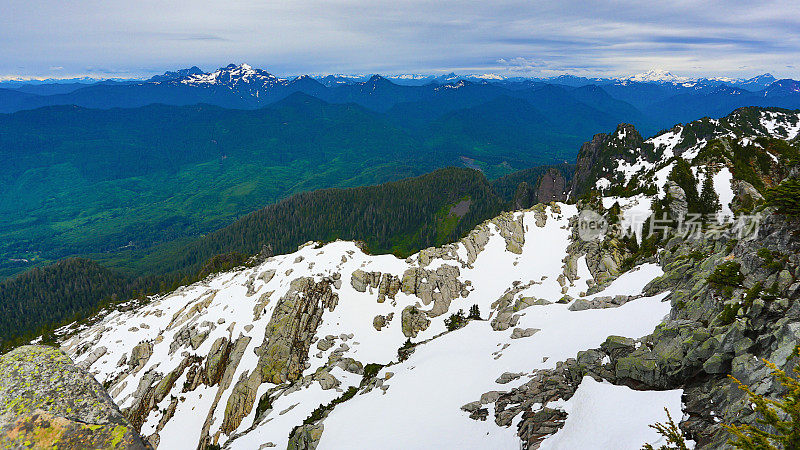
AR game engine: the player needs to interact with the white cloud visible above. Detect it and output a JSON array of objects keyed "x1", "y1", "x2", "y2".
[{"x1": 1, "y1": 0, "x2": 799, "y2": 79}]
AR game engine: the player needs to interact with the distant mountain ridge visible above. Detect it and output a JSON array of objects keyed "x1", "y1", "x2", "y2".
[{"x1": 2, "y1": 64, "x2": 798, "y2": 140}]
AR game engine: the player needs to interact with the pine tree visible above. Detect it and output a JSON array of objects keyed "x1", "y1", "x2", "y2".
[
  {"x1": 724, "y1": 346, "x2": 800, "y2": 449},
  {"x1": 641, "y1": 408, "x2": 690, "y2": 450},
  {"x1": 468, "y1": 304, "x2": 481, "y2": 320},
  {"x1": 699, "y1": 168, "x2": 721, "y2": 217},
  {"x1": 766, "y1": 178, "x2": 800, "y2": 216},
  {"x1": 668, "y1": 159, "x2": 700, "y2": 212},
  {"x1": 445, "y1": 309, "x2": 467, "y2": 331}
]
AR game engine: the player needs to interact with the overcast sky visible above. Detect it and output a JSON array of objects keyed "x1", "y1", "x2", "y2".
[{"x1": 2, "y1": 0, "x2": 799, "y2": 79}]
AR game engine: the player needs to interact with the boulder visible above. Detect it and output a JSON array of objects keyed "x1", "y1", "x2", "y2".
[
  {"x1": 666, "y1": 181, "x2": 688, "y2": 220},
  {"x1": 511, "y1": 328, "x2": 540, "y2": 339},
  {"x1": 0, "y1": 345, "x2": 148, "y2": 449},
  {"x1": 401, "y1": 306, "x2": 431, "y2": 338}
]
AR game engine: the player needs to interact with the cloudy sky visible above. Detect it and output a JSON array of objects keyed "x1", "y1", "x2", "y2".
[{"x1": 2, "y1": 0, "x2": 799, "y2": 79}]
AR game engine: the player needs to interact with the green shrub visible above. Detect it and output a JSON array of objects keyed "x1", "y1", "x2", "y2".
[
  {"x1": 254, "y1": 393, "x2": 273, "y2": 421},
  {"x1": 363, "y1": 363, "x2": 384, "y2": 380},
  {"x1": 757, "y1": 248, "x2": 786, "y2": 271},
  {"x1": 668, "y1": 158, "x2": 700, "y2": 212},
  {"x1": 708, "y1": 261, "x2": 744, "y2": 288},
  {"x1": 717, "y1": 303, "x2": 742, "y2": 326},
  {"x1": 398, "y1": 338, "x2": 415, "y2": 362},
  {"x1": 291, "y1": 386, "x2": 359, "y2": 439},
  {"x1": 743, "y1": 282, "x2": 762, "y2": 309},
  {"x1": 445, "y1": 309, "x2": 468, "y2": 331}
]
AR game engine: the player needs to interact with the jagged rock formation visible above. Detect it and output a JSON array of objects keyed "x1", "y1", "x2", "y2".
[
  {"x1": 535, "y1": 168, "x2": 568, "y2": 203},
  {"x1": 0, "y1": 345, "x2": 148, "y2": 449},
  {"x1": 569, "y1": 123, "x2": 651, "y2": 198}
]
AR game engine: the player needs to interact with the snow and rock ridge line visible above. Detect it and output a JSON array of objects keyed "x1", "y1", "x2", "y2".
[
  {"x1": 142, "y1": 63, "x2": 790, "y2": 90},
  {"x1": 59, "y1": 202, "x2": 684, "y2": 449}
]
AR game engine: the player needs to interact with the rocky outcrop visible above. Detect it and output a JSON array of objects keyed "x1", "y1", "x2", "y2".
[
  {"x1": 492, "y1": 212, "x2": 525, "y2": 254},
  {"x1": 568, "y1": 295, "x2": 634, "y2": 311},
  {"x1": 258, "y1": 277, "x2": 338, "y2": 384},
  {"x1": 513, "y1": 182, "x2": 536, "y2": 210},
  {"x1": 476, "y1": 211, "x2": 800, "y2": 449},
  {"x1": 570, "y1": 132, "x2": 609, "y2": 199},
  {"x1": 376, "y1": 273, "x2": 401, "y2": 303},
  {"x1": 198, "y1": 335, "x2": 251, "y2": 448},
  {"x1": 351, "y1": 270, "x2": 401, "y2": 303},
  {"x1": 401, "y1": 265, "x2": 469, "y2": 317},
  {"x1": 401, "y1": 306, "x2": 431, "y2": 338},
  {"x1": 373, "y1": 312, "x2": 394, "y2": 331},
  {"x1": 0, "y1": 345, "x2": 148, "y2": 449},
  {"x1": 219, "y1": 277, "x2": 338, "y2": 436},
  {"x1": 535, "y1": 168, "x2": 567, "y2": 203},
  {"x1": 731, "y1": 179, "x2": 764, "y2": 213},
  {"x1": 350, "y1": 269, "x2": 381, "y2": 292},
  {"x1": 666, "y1": 181, "x2": 688, "y2": 220}
]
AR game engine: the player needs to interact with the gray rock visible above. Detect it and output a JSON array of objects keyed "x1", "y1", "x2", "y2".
[
  {"x1": 495, "y1": 372, "x2": 524, "y2": 384},
  {"x1": 0, "y1": 345, "x2": 148, "y2": 449},
  {"x1": 703, "y1": 353, "x2": 731, "y2": 374},
  {"x1": 401, "y1": 306, "x2": 431, "y2": 338},
  {"x1": 511, "y1": 328, "x2": 540, "y2": 339},
  {"x1": 666, "y1": 181, "x2": 688, "y2": 220},
  {"x1": 480, "y1": 391, "x2": 503, "y2": 404},
  {"x1": 568, "y1": 298, "x2": 591, "y2": 311}
]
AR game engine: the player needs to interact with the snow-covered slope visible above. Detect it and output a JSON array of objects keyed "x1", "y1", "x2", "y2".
[
  {"x1": 588, "y1": 108, "x2": 800, "y2": 203},
  {"x1": 60, "y1": 204, "x2": 683, "y2": 449}
]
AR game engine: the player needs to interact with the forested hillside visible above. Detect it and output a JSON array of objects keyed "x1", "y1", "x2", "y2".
[
  {"x1": 0, "y1": 167, "x2": 568, "y2": 352},
  {"x1": 0, "y1": 94, "x2": 586, "y2": 279}
]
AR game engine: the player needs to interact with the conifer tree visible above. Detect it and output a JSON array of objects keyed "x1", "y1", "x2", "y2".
[
  {"x1": 668, "y1": 159, "x2": 700, "y2": 212},
  {"x1": 724, "y1": 346, "x2": 800, "y2": 449},
  {"x1": 766, "y1": 178, "x2": 800, "y2": 216},
  {"x1": 468, "y1": 304, "x2": 481, "y2": 320},
  {"x1": 699, "y1": 169, "x2": 721, "y2": 217}
]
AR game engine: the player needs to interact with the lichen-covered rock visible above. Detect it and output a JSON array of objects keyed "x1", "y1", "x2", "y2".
[
  {"x1": 219, "y1": 278, "x2": 338, "y2": 436},
  {"x1": 128, "y1": 341, "x2": 153, "y2": 374},
  {"x1": 492, "y1": 212, "x2": 525, "y2": 254},
  {"x1": 495, "y1": 372, "x2": 524, "y2": 384},
  {"x1": 0, "y1": 345, "x2": 148, "y2": 449},
  {"x1": 568, "y1": 295, "x2": 633, "y2": 311},
  {"x1": 372, "y1": 312, "x2": 394, "y2": 331},
  {"x1": 666, "y1": 181, "x2": 688, "y2": 220},
  {"x1": 204, "y1": 337, "x2": 231, "y2": 385},
  {"x1": 401, "y1": 265, "x2": 466, "y2": 317},
  {"x1": 377, "y1": 273, "x2": 401, "y2": 303},
  {"x1": 287, "y1": 421, "x2": 323, "y2": 450},
  {"x1": 401, "y1": 306, "x2": 430, "y2": 338},
  {"x1": 731, "y1": 179, "x2": 763, "y2": 212},
  {"x1": 460, "y1": 224, "x2": 491, "y2": 265},
  {"x1": 258, "y1": 277, "x2": 339, "y2": 385},
  {"x1": 350, "y1": 269, "x2": 381, "y2": 292},
  {"x1": 510, "y1": 328, "x2": 540, "y2": 339},
  {"x1": 198, "y1": 335, "x2": 251, "y2": 448}
]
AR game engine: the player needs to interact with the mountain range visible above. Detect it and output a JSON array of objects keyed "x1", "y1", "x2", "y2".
[{"x1": 1, "y1": 64, "x2": 798, "y2": 124}]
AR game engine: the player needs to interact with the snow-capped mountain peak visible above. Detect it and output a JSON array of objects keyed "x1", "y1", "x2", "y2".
[
  {"x1": 175, "y1": 63, "x2": 287, "y2": 89},
  {"x1": 624, "y1": 69, "x2": 688, "y2": 83}
]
